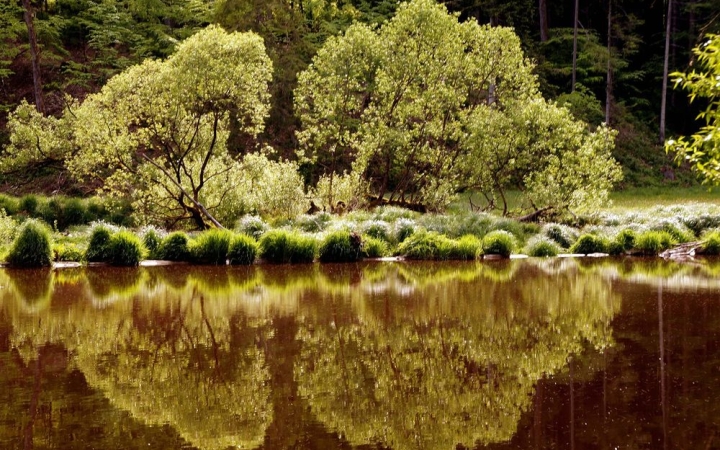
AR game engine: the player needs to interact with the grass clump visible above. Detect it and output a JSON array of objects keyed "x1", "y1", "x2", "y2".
[
  {"x1": 52, "y1": 242, "x2": 85, "y2": 262},
  {"x1": 319, "y1": 230, "x2": 363, "y2": 262},
  {"x1": 525, "y1": 236, "x2": 560, "y2": 257},
  {"x1": 393, "y1": 218, "x2": 416, "y2": 243},
  {"x1": 449, "y1": 235, "x2": 481, "y2": 260},
  {"x1": 107, "y1": 231, "x2": 144, "y2": 266},
  {"x1": 237, "y1": 215, "x2": 269, "y2": 240},
  {"x1": 396, "y1": 230, "x2": 454, "y2": 260},
  {"x1": 190, "y1": 229, "x2": 234, "y2": 265},
  {"x1": 569, "y1": 234, "x2": 609, "y2": 254},
  {"x1": 259, "y1": 230, "x2": 317, "y2": 264},
  {"x1": 481, "y1": 230, "x2": 516, "y2": 258},
  {"x1": 157, "y1": 232, "x2": 190, "y2": 261},
  {"x1": 361, "y1": 220, "x2": 391, "y2": 241},
  {"x1": 543, "y1": 223, "x2": 579, "y2": 249},
  {"x1": 228, "y1": 234, "x2": 258, "y2": 265},
  {"x1": 362, "y1": 236, "x2": 389, "y2": 258},
  {"x1": 608, "y1": 228, "x2": 637, "y2": 255},
  {"x1": 295, "y1": 213, "x2": 332, "y2": 233},
  {"x1": 85, "y1": 225, "x2": 114, "y2": 262},
  {"x1": 700, "y1": 230, "x2": 720, "y2": 255},
  {"x1": 6, "y1": 220, "x2": 52, "y2": 267},
  {"x1": 141, "y1": 227, "x2": 163, "y2": 259},
  {"x1": 633, "y1": 230, "x2": 675, "y2": 256}
]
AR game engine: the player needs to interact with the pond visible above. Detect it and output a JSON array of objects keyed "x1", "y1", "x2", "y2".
[{"x1": 0, "y1": 258, "x2": 718, "y2": 449}]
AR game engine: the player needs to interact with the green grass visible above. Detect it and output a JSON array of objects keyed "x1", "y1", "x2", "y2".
[{"x1": 608, "y1": 186, "x2": 720, "y2": 209}]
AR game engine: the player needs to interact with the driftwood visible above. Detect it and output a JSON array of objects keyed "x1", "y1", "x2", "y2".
[
  {"x1": 515, "y1": 206, "x2": 554, "y2": 223},
  {"x1": 660, "y1": 241, "x2": 702, "y2": 260},
  {"x1": 367, "y1": 196, "x2": 428, "y2": 213}
]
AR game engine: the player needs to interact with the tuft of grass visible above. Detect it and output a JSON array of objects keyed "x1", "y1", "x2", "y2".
[
  {"x1": 190, "y1": 229, "x2": 234, "y2": 265},
  {"x1": 525, "y1": 236, "x2": 560, "y2": 257},
  {"x1": 237, "y1": 215, "x2": 269, "y2": 240},
  {"x1": 259, "y1": 230, "x2": 317, "y2": 264},
  {"x1": 141, "y1": 227, "x2": 163, "y2": 259},
  {"x1": 52, "y1": 242, "x2": 85, "y2": 262},
  {"x1": 608, "y1": 228, "x2": 637, "y2": 255},
  {"x1": 393, "y1": 218, "x2": 416, "y2": 244},
  {"x1": 700, "y1": 230, "x2": 720, "y2": 255},
  {"x1": 319, "y1": 230, "x2": 363, "y2": 263},
  {"x1": 543, "y1": 223, "x2": 579, "y2": 249},
  {"x1": 482, "y1": 230, "x2": 516, "y2": 257},
  {"x1": 362, "y1": 236, "x2": 390, "y2": 258},
  {"x1": 569, "y1": 234, "x2": 609, "y2": 254},
  {"x1": 361, "y1": 220, "x2": 391, "y2": 241},
  {"x1": 85, "y1": 225, "x2": 114, "y2": 262},
  {"x1": 396, "y1": 230, "x2": 454, "y2": 260},
  {"x1": 157, "y1": 232, "x2": 190, "y2": 261},
  {"x1": 228, "y1": 234, "x2": 258, "y2": 265},
  {"x1": 450, "y1": 235, "x2": 482, "y2": 260},
  {"x1": 108, "y1": 231, "x2": 144, "y2": 266},
  {"x1": 633, "y1": 230, "x2": 675, "y2": 256},
  {"x1": 6, "y1": 220, "x2": 52, "y2": 267}
]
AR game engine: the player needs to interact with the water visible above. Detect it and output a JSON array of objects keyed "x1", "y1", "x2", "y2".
[{"x1": 0, "y1": 258, "x2": 718, "y2": 449}]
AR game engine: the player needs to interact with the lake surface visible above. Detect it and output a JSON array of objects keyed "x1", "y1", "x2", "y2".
[{"x1": 0, "y1": 258, "x2": 719, "y2": 449}]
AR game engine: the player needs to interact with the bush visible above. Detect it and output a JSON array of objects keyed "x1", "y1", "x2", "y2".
[
  {"x1": 449, "y1": 235, "x2": 481, "y2": 260},
  {"x1": 543, "y1": 223, "x2": 579, "y2": 249},
  {"x1": 525, "y1": 236, "x2": 560, "y2": 257},
  {"x1": 18, "y1": 194, "x2": 39, "y2": 215},
  {"x1": 396, "y1": 230, "x2": 454, "y2": 260},
  {"x1": 6, "y1": 220, "x2": 52, "y2": 267},
  {"x1": 190, "y1": 229, "x2": 234, "y2": 265},
  {"x1": 319, "y1": 230, "x2": 363, "y2": 263},
  {"x1": 393, "y1": 218, "x2": 416, "y2": 243},
  {"x1": 569, "y1": 233, "x2": 609, "y2": 254},
  {"x1": 294, "y1": 213, "x2": 332, "y2": 233},
  {"x1": 107, "y1": 231, "x2": 144, "y2": 266},
  {"x1": 157, "y1": 232, "x2": 190, "y2": 261},
  {"x1": 237, "y1": 215, "x2": 269, "y2": 240},
  {"x1": 361, "y1": 220, "x2": 391, "y2": 241},
  {"x1": 362, "y1": 236, "x2": 389, "y2": 258},
  {"x1": 52, "y1": 242, "x2": 84, "y2": 262},
  {"x1": 608, "y1": 228, "x2": 636, "y2": 255},
  {"x1": 259, "y1": 230, "x2": 317, "y2": 264},
  {"x1": 228, "y1": 234, "x2": 258, "y2": 265},
  {"x1": 652, "y1": 221, "x2": 694, "y2": 243},
  {"x1": 634, "y1": 230, "x2": 675, "y2": 256},
  {"x1": 142, "y1": 228, "x2": 163, "y2": 259},
  {"x1": 482, "y1": 230, "x2": 516, "y2": 257},
  {"x1": 700, "y1": 230, "x2": 720, "y2": 255},
  {"x1": 85, "y1": 225, "x2": 114, "y2": 262}
]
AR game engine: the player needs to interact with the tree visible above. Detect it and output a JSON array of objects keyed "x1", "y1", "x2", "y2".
[
  {"x1": 666, "y1": 34, "x2": 720, "y2": 183},
  {"x1": 63, "y1": 26, "x2": 272, "y2": 229}
]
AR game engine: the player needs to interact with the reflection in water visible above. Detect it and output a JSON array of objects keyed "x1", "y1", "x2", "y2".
[{"x1": 0, "y1": 258, "x2": 719, "y2": 449}]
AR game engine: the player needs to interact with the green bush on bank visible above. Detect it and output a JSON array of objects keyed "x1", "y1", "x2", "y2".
[
  {"x1": 633, "y1": 230, "x2": 675, "y2": 256},
  {"x1": 228, "y1": 234, "x2": 258, "y2": 265},
  {"x1": 108, "y1": 231, "x2": 144, "y2": 266},
  {"x1": 608, "y1": 228, "x2": 637, "y2": 255},
  {"x1": 319, "y1": 230, "x2": 363, "y2": 263},
  {"x1": 259, "y1": 230, "x2": 317, "y2": 263},
  {"x1": 700, "y1": 230, "x2": 720, "y2": 255},
  {"x1": 482, "y1": 230, "x2": 516, "y2": 257},
  {"x1": 569, "y1": 234, "x2": 609, "y2": 254},
  {"x1": 85, "y1": 225, "x2": 114, "y2": 262},
  {"x1": 190, "y1": 229, "x2": 234, "y2": 265},
  {"x1": 451, "y1": 235, "x2": 482, "y2": 260},
  {"x1": 157, "y1": 232, "x2": 190, "y2": 261},
  {"x1": 6, "y1": 220, "x2": 52, "y2": 267},
  {"x1": 396, "y1": 230, "x2": 455, "y2": 260},
  {"x1": 525, "y1": 235, "x2": 560, "y2": 257},
  {"x1": 362, "y1": 236, "x2": 389, "y2": 258},
  {"x1": 141, "y1": 227, "x2": 163, "y2": 259}
]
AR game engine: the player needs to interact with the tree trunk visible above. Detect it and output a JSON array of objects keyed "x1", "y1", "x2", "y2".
[
  {"x1": 22, "y1": 0, "x2": 44, "y2": 114},
  {"x1": 572, "y1": 0, "x2": 580, "y2": 92},
  {"x1": 539, "y1": 0, "x2": 549, "y2": 42},
  {"x1": 606, "y1": 0, "x2": 613, "y2": 124},
  {"x1": 660, "y1": 0, "x2": 673, "y2": 143}
]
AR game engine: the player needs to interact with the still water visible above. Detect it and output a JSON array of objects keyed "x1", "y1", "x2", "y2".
[{"x1": 0, "y1": 258, "x2": 718, "y2": 450}]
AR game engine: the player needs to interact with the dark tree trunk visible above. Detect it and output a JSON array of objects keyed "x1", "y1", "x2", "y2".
[
  {"x1": 606, "y1": 0, "x2": 613, "y2": 124},
  {"x1": 572, "y1": 0, "x2": 579, "y2": 92},
  {"x1": 660, "y1": 0, "x2": 673, "y2": 143},
  {"x1": 539, "y1": 0, "x2": 549, "y2": 42},
  {"x1": 22, "y1": 0, "x2": 44, "y2": 114}
]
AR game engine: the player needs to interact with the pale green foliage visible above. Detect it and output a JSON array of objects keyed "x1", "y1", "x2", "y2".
[
  {"x1": 296, "y1": 0, "x2": 537, "y2": 211},
  {"x1": 667, "y1": 34, "x2": 720, "y2": 184},
  {"x1": 312, "y1": 171, "x2": 366, "y2": 211},
  {"x1": 64, "y1": 25, "x2": 273, "y2": 228},
  {"x1": 2, "y1": 99, "x2": 77, "y2": 173}
]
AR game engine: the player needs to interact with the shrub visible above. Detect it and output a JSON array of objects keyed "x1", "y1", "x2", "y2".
[
  {"x1": 228, "y1": 234, "x2": 258, "y2": 265},
  {"x1": 633, "y1": 230, "x2": 675, "y2": 256},
  {"x1": 157, "y1": 232, "x2": 190, "y2": 261},
  {"x1": 85, "y1": 225, "x2": 114, "y2": 262},
  {"x1": 652, "y1": 221, "x2": 694, "y2": 243},
  {"x1": 190, "y1": 229, "x2": 234, "y2": 265},
  {"x1": 6, "y1": 220, "x2": 52, "y2": 267},
  {"x1": 294, "y1": 213, "x2": 332, "y2": 233},
  {"x1": 449, "y1": 235, "x2": 481, "y2": 260},
  {"x1": 0, "y1": 195, "x2": 19, "y2": 215},
  {"x1": 396, "y1": 230, "x2": 454, "y2": 260},
  {"x1": 259, "y1": 230, "x2": 317, "y2": 264},
  {"x1": 18, "y1": 194, "x2": 39, "y2": 215},
  {"x1": 362, "y1": 236, "x2": 389, "y2": 258},
  {"x1": 237, "y1": 215, "x2": 269, "y2": 240},
  {"x1": 700, "y1": 230, "x2": 720, "y2": 255},
  {"x1": 361, "y1": 220, "x2": 391, "y2": 241},
  {"x1": 393, "y1": 218, "x2": 416, "y2": 243},
  {"x1": 319, "y1": 230, "x2": 363, "y2": 263},
  {"x1": 683, "y1": 214, "x2": 720, "y2": 236},
  {"x1": 543, "y1": 223, "x2": 579, "y2": 249},
  {"x1": 52, "y1": 242, "x2": 84, "y2": 262},
  {"x1": 107, "y1": 231, "x2": 144, "y2": 266},
  {"x1": 482, "y1": 230, "x2": 516, "y2": 257},
  {"x1": 142, "y1": 228, "x2": 163, "y2": 259},
  {"x1": 569, "y1": 234, "x2": 609, "y2": 254},
  {"x1": 608, "y1": 228, "x2": 636, "y2": 255},
  {"x1": 525, "y1": 236, "x2": 560, "y2": 257}
]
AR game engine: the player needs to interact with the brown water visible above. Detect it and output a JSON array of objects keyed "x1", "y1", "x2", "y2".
[{"x1": 0, "y1": 258, "x2": 718, "y2": 450}]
